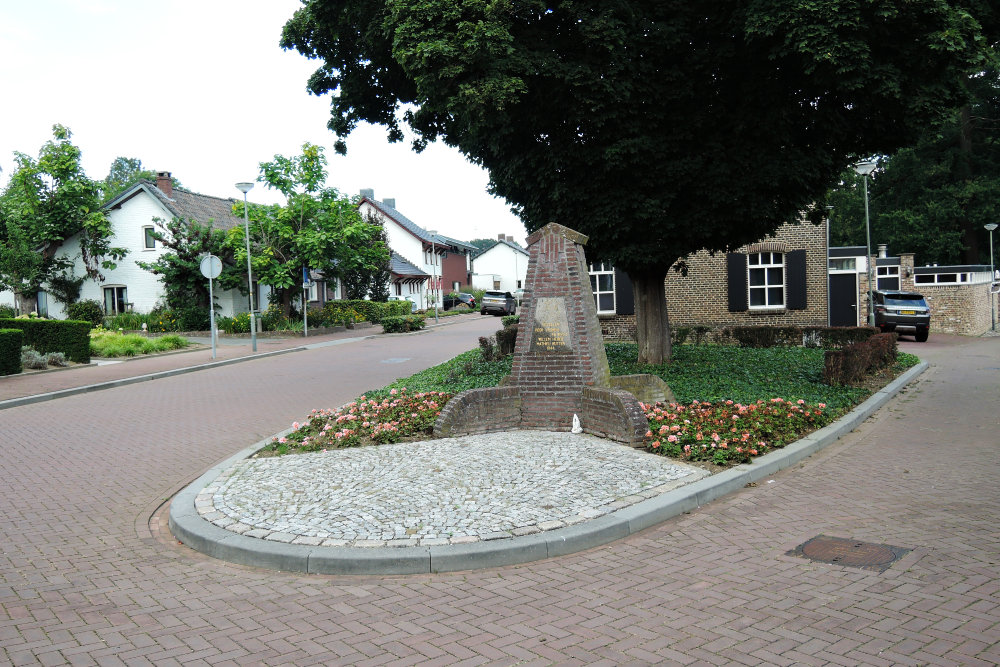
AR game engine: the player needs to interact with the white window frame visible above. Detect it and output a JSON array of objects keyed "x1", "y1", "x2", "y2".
[
  {"x1": 748, "y1": 252, "x2": 785, "y2": 309},
  {"x1": 915, "y1": 272, "x2": 971, "y2": 285},
  {"x1": 877, "y1": 265, "x2": 900, "y2": 290},
  {"x1": 142, "y1": 226, "x2": 156, "y2": 250},
  {"x1": 589, "y1": 262, "x2": 616, "y2": 314},
  {"x1": 103, "y1": 285, "x2": 128, "y2": 315}
]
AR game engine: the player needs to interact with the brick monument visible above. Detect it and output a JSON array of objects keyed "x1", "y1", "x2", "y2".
[{"x1": 434, "y1": 222, "x2": 673, "y2": 446}]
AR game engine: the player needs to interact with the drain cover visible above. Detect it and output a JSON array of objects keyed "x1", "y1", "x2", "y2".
[{"x1": 787, "y1": 535, "x2": 910, "y2": 573}]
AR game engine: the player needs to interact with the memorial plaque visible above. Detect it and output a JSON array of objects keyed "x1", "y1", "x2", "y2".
[{"x1": 529, "y1": 297, "x2": 573, "y2": 354}]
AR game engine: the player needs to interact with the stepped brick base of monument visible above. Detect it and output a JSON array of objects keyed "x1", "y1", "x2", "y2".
[{"x1": 434, "y1": 385, "x2": 648, "y2": 447}]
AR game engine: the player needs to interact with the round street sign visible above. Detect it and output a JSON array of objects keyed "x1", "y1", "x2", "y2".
[{"x1": 200, "y1": 254, "x2": 222, "y2": 279}]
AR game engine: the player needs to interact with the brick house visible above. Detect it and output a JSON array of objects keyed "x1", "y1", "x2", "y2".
[{"x1": 595, "y1": 219, "x2": 829, "y2": 340}]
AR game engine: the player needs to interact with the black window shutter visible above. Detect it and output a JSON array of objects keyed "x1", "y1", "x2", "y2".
[
  {"x1": 727, "y1": 253, "x2": 748, "y2": 312},
  {"x1": 786, "y1": 249, "x2": 807, "y2": 310},
  {"x1": 614, "y1": 269, "x2": 634, "y2": 315}
]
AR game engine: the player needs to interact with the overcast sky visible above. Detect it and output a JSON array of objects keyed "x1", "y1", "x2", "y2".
[{"x1": 0, "y1": 0, "x2": 527, "y2": 244}]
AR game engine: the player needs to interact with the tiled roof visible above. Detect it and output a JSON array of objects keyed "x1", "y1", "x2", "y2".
[
  {"x1": 103, "y1": 181, "x2": 244, "y2": 231},
  {"x1": 390, "y1": 251, "x2": 427, "y2": 278},
  {"x1": 365, "y1": 198, "x2": 436, "y2": 243},
  {"x1": 474, "y1": 238, "x2": 529, "y2": 259}
]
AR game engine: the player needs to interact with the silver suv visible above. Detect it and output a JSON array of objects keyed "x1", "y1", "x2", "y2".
[
  {"x1": 873, "y1": 290, "x2": 931, "y2": 342},
  {"x1": 480, "y1": 290, "x2": 517, "y2": 316}
]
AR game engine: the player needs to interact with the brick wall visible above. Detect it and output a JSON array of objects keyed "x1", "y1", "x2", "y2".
[
  {"x1": 896, "y1": 254, "x2": 995, "y2": 336},
  {"x1": 601, "y1": 220, "x2": 828, "y2": 340}
]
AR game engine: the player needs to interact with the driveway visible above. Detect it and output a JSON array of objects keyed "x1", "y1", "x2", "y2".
[{"x1": 0, "y1": 330, "x2": 997, "y2": 665}]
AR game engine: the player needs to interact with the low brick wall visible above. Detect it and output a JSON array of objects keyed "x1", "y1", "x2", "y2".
[
  {"x1": 919, "y1": 284, "x2": 993, "y2": 336},
  {"x1": 434, "y1": 386, "x2": 522, "y2": 438},
  {"x1": 580, "y1": 386, "x2": 648, "y2": 447}
]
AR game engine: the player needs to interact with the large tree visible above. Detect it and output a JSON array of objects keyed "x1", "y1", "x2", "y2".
[
  {"x1": 0, "y1": 125, "x2": 127, "y2": 314},
  {"x1": 281, "y1": 0, "x2": 995, "y2": 363},
  {"x1": 827, "y1": 67, "x2": 1000, "y2": 265},
  {"x1": 229, "y1": 143, "x2": 391, "y2": 315}
]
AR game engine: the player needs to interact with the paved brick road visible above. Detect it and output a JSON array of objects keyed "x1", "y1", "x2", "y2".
[{"x1": 0, "y1": 328, "x2": 997, "y2": 665}]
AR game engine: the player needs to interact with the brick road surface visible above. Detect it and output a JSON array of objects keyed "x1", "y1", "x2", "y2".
[{"x1": 0, "y1": 326, "x2": 997, "y2": 666}]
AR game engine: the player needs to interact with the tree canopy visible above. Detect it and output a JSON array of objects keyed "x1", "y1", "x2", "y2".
[
  {"x1": 830, "y1": 67, "x2": 1000, "y2": 266},
  {"x1": 282, "y1": 0, "x2": 996, "y2": 362},
  {"x1": 0, "y1": 125, "x2": 127, "y2": 314},
  {"x1": 228, "y1": 143, "x2": 391, "y2": 314}
]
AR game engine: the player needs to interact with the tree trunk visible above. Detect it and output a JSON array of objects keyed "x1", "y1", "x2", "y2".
[
  {"x1": 631, "y1": 268, "x2": 671, "y2": 365},
  {"x1": 15, "y1": 291, "x2": 38, "y2": 317},
  {"x1": 958, "y1": 105, "x2": 980, "y2": 264}
]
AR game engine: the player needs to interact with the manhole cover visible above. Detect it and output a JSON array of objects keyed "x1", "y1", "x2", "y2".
[{"x1": 787, "y1": 535, "x2": 910, "y2": 573}]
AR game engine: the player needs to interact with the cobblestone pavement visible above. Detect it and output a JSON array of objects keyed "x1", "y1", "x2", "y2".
[
  {"x1": 1, "y1": 330, "x2": 998, "y2": 665},
  {"x1": 200, "y1": 432, "x2": 705, "y2": 547}
]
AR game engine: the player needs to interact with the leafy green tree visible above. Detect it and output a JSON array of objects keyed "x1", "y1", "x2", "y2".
[
  {"x1": 135, "y1": 216, "x2": 243, "y2": 328},
  {"x1": 229, "y1": 143, "x2": 391, "y2": 315},
  {"x1": 0, "y1": 125, "x2": 128, "y2": 314},
  {"x1": 102, "y1": 157, "x2": 182, "y2": 203},
  {"x1": 828, "y1": 68, "x2": 1000, "y2": 265},
  {"x1": 281, "y1": 0, "x2": 995, "y2": 363},
  {"x1": 339, "y1": 212, "x2": 392, "y2": 299}
]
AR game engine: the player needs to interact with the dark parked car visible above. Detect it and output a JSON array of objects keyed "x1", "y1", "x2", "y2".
[
  {"x1": 872, "y1": 290, "x2": 931, "y2": 342},
  {"x1": 442, "y1": 292, "x2": 476, "y2": 310},
  {"x1": 480, "y1": 290, "x2": 517, "y2": 316}
]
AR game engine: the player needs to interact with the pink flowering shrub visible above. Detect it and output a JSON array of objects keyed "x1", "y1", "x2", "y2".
[
  {"x1": 642, "y1": 398, "x2": 834, "y2": 466},
  {"x1": 268, "y1": 388, "x2": 452, "y2": 453}
]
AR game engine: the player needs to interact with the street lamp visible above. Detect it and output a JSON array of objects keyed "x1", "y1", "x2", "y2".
[
  {"x1": 428, "y1": 230, "x2": 439, "y2": 323},
  {"x1": 235, "y1": 182, "x2": 257, "y2": 352},
  {"x1": 987, "y1": 222, "x2": 998, "y2": 331},
  {"x1": 855, "y1": 161, "x2": 877, "y2": 326}
]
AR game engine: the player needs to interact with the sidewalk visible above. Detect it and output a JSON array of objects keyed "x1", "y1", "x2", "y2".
[{"x1": 0, "y1": 326, "x2": 377, "y2": 407}]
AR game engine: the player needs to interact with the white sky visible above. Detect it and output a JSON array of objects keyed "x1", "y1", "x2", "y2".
[{"x1": 0, "y1": 0, "x2": 527, "y2": 244}]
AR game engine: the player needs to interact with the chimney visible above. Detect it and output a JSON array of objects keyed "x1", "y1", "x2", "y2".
[
  {"x1": 878, "y1": 244, "x2": 887, "y2": 258},
  {"x1": 506, "y1": 235, "x2": 515, "y2": 243},
  {"x1": 498, "y1": 233, "x2": 506, "y2": 241},
  {"x1": 382, "y1": 198, "x2": 396, "y2": 209},
  {"x1": 156, "y1": 171, "x2": 172, "y2": 197},
  {"x1": 360, "y1": 188, "x2": 374, "y2": 200}
]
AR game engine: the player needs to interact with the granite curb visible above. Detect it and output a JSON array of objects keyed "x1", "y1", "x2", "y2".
[{"x1": 168, "y1": 361, "x2": 929, "y2": 575}]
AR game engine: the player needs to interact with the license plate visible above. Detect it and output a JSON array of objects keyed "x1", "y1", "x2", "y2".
[{"x1": 901, "y1": 310, "x2": 916, "y2": 315}]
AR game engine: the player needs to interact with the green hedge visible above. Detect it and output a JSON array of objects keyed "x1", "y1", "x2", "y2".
[
  {"x1": 0, "y1": 329, "x2": 24, "y2": 376},
  {"x1": 381, "y1": 315, "x2": 427, "y2": 333},
  {"x1": 322, "y1": 299, "x2": 411, "y2": 324},
  {"x1": 0, "y1": 319, "x2": 92, "y2": 363},
  {"x1": 721, "y1": 325, "x2": 877, "y2": 349}
]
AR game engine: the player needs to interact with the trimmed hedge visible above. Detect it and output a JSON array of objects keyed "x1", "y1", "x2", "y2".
[
  {"x1": 823, "y1": 332, "x2": 898, "y2": 385},
  {"x1": 381, "y1": 315, "x2": 426, "y2": 333},
  {"x1": 323, "y1": 299, "x2": 411, "y2": 324},
  {"x1": 0, "y1": 319, "x2": 92, "y2": 363},
  {"x1": 721, "y1": 325, "x2": 877, "y2": 349},
  {"x1": 0, "y1": 328, "x2": 24, "y2": 376}
]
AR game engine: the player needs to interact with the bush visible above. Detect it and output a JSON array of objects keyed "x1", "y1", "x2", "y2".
[
  {"x1": 723, "y1": 325, "x2": 803, "y2": 348},
  {"x1": 45, "y1": 351, "x2": 69, "y2": 367},
  {"x1": 175, "y1": 306, "x2": 211, "y2": 332},
  {"x1": 823, "y1": 332, "x2": 898, "y2": 385},
  {"x1": 0, "y1": 318, "x2": 91, "y2": 363},
  {"x1": 0, "y1": 305, "x2": 16, "y2": 319},
  {"x1": 501, "y1": 314, "x2": 520, "y2": 328},
  {"x1": 381, "y1": 315, "x2": 426, "y2": 333},
  {"x1": 0, "y1": 329, "x2": 24, "y2": 375},
  {"x1": 66, "y1": 300, "x2": 105, "y2": 327},
  {"x1": 495, "y1": 324, "x2": 518, "y2": 356},
  {"x1": 105, "y1": 311, "x2": 148, "y2": 331},
  {"x1": 21, "y1": 346, "x2": 49, "y2": 369}
]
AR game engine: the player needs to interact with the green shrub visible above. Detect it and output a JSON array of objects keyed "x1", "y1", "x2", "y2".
[
  {"x1": 175, "y1": 306, "x2": 211, "y2": 331},
  {"x1": 0, "y1": 318, "x2": 91, "y2": 363},
  {"x1": 823, "y1": 332, "x2": 898, "y2": 385},
  {"x1": 501, "y1": 314, "x2": 520, "y2": 328},
  {"x1": 0, "y1": 305, "x2": 16, "y2": 319},
  {"x1": 105, "y1": 311, "x2": 149, "y2": 331},
  {"x1": 495, "y1": 323, "x2": 518, "y2": 356},
  {"x1": 45, "y1": 351, "x2": 69, "y2": 367},
  {"x1": 0, "y1": 329, "x2": 24, "y2": 375},
  {"x1": 723, "y1": 325, "x2": 803, "y2": 348},
  {"x1": 66, "y1": 299, "x2": 105, "y2": 327},
  {"x1": 381, "y1": 315, "x2": 426, "y2": 333},
  {"x1": 89, "y1": 330, "x2": 191, "y2": 357}
]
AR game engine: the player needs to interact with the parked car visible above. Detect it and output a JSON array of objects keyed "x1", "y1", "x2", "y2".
[
  {"x1": 480, "y1": 290, "x2": 517, "y2": 316},
  {"x1": 387, "y1": 295, "x2": 417, "y2": 313},
  {"x1": 442, "y1": 292, "x2": 476, "y2": 310},
  {"x1": 872, "y1": 290, "x2": 931, "y2": 342}
]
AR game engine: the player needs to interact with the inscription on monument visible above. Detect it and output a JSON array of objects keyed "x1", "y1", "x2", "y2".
[{"x1": 530, "y1": 297, "x2": 573, "y2": 354}]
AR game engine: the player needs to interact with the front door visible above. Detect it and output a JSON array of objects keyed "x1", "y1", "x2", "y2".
[{"x1": 830, "y1": 273, "x2": 858, "y2": 326}]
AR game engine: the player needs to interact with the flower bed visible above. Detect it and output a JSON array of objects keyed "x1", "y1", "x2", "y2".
[{"x1": 642, "y1": 398, "x2": 833, "y2": 466}]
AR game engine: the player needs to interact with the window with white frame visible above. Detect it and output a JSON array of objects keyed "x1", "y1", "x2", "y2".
[
  {"x1": 877, "y1": 265, "x2": 900, "y2": 290},
  {"x1": 589, "y1": 262, "x2": 616, "y2": 314},
  {"x1": 143, "y1": 226, "x2": 156, "y2": 249},
  {"x1": 748, "y1": 252, "x2": 785, "y2": 308},
  {"x1": 103, "y1": 286, "x2": 128, "y2": 314},
  {"x1": 915, "y1": 272, "x2": 971, "y2": 284}
]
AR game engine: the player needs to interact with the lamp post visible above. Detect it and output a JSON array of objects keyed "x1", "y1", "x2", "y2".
[
  {"x1": 855, "y1": 161, "x2": 877, "y2": 326},
  {"x1": 428, "y1": 230, "x2": 439, "y2": 323},
  {"x1": 235, "y1": 182, "x2": 257, "y2": 352},
  {"x1": 987, "y1": 222, "x2": 998, "y2": 331}
]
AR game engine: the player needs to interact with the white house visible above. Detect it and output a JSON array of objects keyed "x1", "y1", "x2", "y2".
[
  {"x1": 471, "y1": 235, "x2": 529, "y2": 292},
  {"x1": 35, "y1": 172, "x2": 260, "y2": 319},
  {"x1": 357, "y1": 191, "x2": 476, "y2": 310}
]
